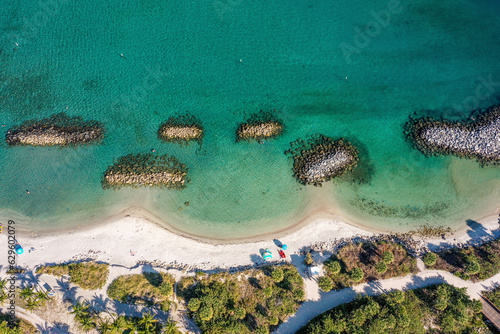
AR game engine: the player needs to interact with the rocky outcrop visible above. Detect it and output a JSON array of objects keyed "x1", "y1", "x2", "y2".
[
  {"x1": 285, "y1": 135, "x2": 359, "y2": 186},
  {"x1": 405, "y1": 105, "x2": 500, "y2": 165},
  {"x1": 158, "y1": 114, "x2": 204, "y2": 144},
  {"x1": 5, "y1": 113, "x2": 104, "y2": 146},
  {"x1": 102, "y1": 153, "x2": 188, "y2": 189},
  {"x1": 236, "y1": 111, "x2": 284, "y2": 141}
]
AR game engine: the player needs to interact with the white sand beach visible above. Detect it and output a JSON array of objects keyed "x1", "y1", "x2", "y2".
[{"x1": 1, "y1": 208, "x2": 499, "y2": 274}]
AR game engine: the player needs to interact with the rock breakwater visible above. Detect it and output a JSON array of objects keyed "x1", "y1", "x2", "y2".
[
  {"x1": 158, "y1": 114, "x2": 203, "y2": 144},
  {"x1": 405, "y1": 105, "x2": 500, "y2": 165},
  {"x1": 5, "y1": 113, "x2": 104, "y2": 146},
  {"x1": 102, "y1": 153, "x2": 188, "y2": 189},
  {"x1": 236, "y1": 110, "x2": 283, "y2": 141},
  {"x1": 285, "y1": 135, "x2": 359, "y2": 186}
]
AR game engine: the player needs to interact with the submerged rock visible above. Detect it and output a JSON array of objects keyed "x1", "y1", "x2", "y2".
[
  {"x1": 404, "y1": 104, "x2": 500, "y2": 165},
  {"x1": 102, "y1": 153, "x2": 188, "y2": 189},
  {"x1": 5, "y1": 113, "x2": 104, "y2": 146},
  {"x1": 285, "y1": 135, "x2": 359, "y2": 186},
  {"x1": 158, "y1": 114, "x2": 204, "y2": 144},
  {"x1": 236, "y1": 110, "x2": 284, "y2": 141}
]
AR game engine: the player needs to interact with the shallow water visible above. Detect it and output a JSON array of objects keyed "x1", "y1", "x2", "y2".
[{"x1": 0, "y1": 0, "x2": 499, "y2": 238}]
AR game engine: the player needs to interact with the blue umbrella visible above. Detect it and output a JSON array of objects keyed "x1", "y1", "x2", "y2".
[
  {"x1": 282, "y1": 244, "x2": 287, "y2": 250},
  {"x1": 15, "y1": 244, "x2": 23, "y2": 255}
]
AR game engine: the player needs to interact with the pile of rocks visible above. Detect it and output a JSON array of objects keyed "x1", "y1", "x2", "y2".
[
  {"x1": 102, "y1": 153, "x2": 188, "y2": 189},
  {"x1": 236, "y1": 110, "x2": 284, "y2": 141},
  {"x1": 157, "y1": 113, "x2": 204, "y2": 144},
  {"x1": 405, "y1": 104, "x2": 500, "y2": 165},
  {"x1": 6, "y1": 113, "x2": 104, "y2": 146},
  {"x1": 286, "y1": 135, "x2": 359, "y2": 186}
]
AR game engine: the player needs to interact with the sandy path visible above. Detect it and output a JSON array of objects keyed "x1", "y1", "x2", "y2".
[{"x1": 274, "y1": 259, "x2": 500, "y2": 334}]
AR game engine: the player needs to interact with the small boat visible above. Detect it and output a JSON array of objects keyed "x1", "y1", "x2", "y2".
[{"x1": 279, "y1": 250, "x2": 286, "y2": 259}]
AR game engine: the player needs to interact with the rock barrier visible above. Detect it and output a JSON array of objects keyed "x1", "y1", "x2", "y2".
[
  {"x1": 102, "y1": 153, "x2": 188, "y2": 189},
  {"x1": 285, "y1": 135, "x2": 359, "y2": 186},
  {"x1": 236, "y1": 110, "x2": 283, "y2": 141},
  {"x1": 404, "y1": 105, "x2": 500, "y2": 165},
  {"x1": 158, "y1": 114, "x2": 204, "y2": 144},
  {"x1": 5, "y1": 113, "x2": 104, "y2": 146}
]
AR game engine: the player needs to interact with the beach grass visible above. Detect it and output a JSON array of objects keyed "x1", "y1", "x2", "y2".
[
  {"x1": 36, "y1": 261, "x2": 109, "y2": 290},
  {"x1": 424, "y1": 237, "x2": 500, "y2": 281},
  {"x1": 107, "y1": 272, "x2": 175, "y2": 310},
  {"x1": 178, "y1": 264, "x2": 304, "y2": 334},
  {"x1": 320, "y1": 241, "x2": 417, "y2": 291},
  {"x1": 0, "y1": 312, "x2": 38, "y2": 334}
]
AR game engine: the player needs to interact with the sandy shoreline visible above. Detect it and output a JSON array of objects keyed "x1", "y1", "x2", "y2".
[{"x1": 1, "y1": 206, "x2": 499, "y2": 273}]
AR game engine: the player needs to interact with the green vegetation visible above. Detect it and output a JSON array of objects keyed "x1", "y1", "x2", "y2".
[
  {"x1": 318, "y1": 277, "x2": 334, "y2": 292},
  {"x1": 423, "y1": 252, "x2": 437, "y2": 267},
  {"x1": 70, "y1": 299, "x2": 177, "y2": 334},
  {"x1": 429, "y1": 237, "x2": 500, "y2": 281},
  {"x1": 320, "y1": 242, "x2": 417, "y2": 290},
  {"x1": 297, "y1": 284, "x2": 488, "y2": 334},
  {"x1": 18, "y1": 286, "x2": 52, "y2": 312},
  {"x1": 107, "y1": 272, "x2": 175, "y2": 310},
  {"x1": 304, "y1": 252, "x2": 314, "y2": 266},
  {"x1": 0, "y1": 312, "x2": 37, "y2": 334},
  {"x1": 178, "y1": 264, "x2": 304, "y2": 333},
  {"x1": 36, "y1": 261, "x2": 109, "y2": 290}
]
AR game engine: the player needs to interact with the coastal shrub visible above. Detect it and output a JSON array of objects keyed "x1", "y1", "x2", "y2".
[
  {"x1": 255, "y1": 326, "x2": 270, "y2": 334},
  {"x1": 431, "y1": 237, "x2": 500, "y2": 281},
  {"x1": 304, "y1": 253, "x2": 314, "y2": 266},
  {"x1": 234, "y1": 307, "x2": 246, "y2": 320},
  {"x1": 107, "y1": 272, "x2": 175, "y2": 307},
  {"x1": 159, "y1": 282, "x2": 173, "y2": 297},
  {"x1": 324, "y1": 260, "x2": 341, "y2": 275},
  {"x1": 389, "y1": 290, "x2": 405, "y2": 304},
  {"x1": 297, "y1": 284, "x2": 489, "y2": 334},
  {"x1": 350, "y1": 268, "x2": 364, "y2": 282},
  {"x1": 466, "y1": 260, "x2": 481, "y2": 275},
  {"x1": 36, "y1": 261, "x2": 109, "y2": 290},
  {"x1": 179, "y1": 264, "x2": 304, "y2": 333},
  {"x1": 198, "y1": 305, "x2": 214, "y2": 321},
  {"x1": 318, "y1": 277, "x2": 334, "y2": 292},
  {"x1": 272, "y1": 268, "x2": 284, "y2": 283},
  {"x1": 423, "y1": 252, "x2": 437, "y2": 266},
  {"x1": 382, "y1": 251, "x2": 394, "y2": 264},
  {"x1": 188, "y1": 298, "x2": 201, "y2": 312},
  {"x1": 320, "y1": 241, "x2": 417, "y2": 290},
  {"x1": 375, "y1": 261, "x2": 387, "y2": 274}
]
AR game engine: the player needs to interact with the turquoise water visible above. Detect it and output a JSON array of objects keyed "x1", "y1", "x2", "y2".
[{"x1": 1, "y1": 0, "x2": 499, "y2": 238}]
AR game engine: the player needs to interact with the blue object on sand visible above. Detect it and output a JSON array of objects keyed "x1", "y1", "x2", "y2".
[
  {"x1": 262, "y1": 248, "x2": 272, "y2": 261},
  {"x1": 282, "y1": 244, "x2": 287, "y2": 250},
  {"x1": 15, "y1": 244, "x2": 23, "y2": 255}
]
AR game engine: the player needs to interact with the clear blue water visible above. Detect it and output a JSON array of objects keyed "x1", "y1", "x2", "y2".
[{"x1": 0, "y1": 0, "x2": 499, "y2": 238}]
